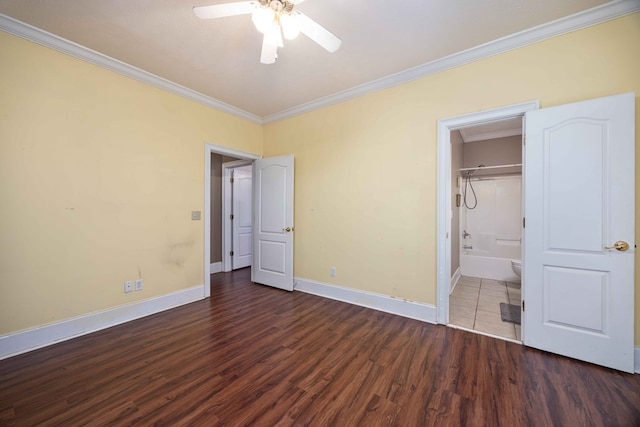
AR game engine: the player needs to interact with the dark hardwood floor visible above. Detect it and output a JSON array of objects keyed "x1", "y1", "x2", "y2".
[{"x1": 1, "y1": 268, "x2": 639, "y2": 426}]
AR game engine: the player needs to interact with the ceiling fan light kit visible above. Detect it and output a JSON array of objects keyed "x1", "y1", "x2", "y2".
[{"x1": 194, "y1": 0, "x2": 341, "y2": 64}]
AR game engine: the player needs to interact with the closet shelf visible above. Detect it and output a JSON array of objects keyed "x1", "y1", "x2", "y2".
[{"x1": 459, "y1": 163, "x2": 522, "y2": 172}]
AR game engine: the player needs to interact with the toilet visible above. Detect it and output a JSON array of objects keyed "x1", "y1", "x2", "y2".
[{"x1": 511, "y1": 260, "x2": 522, "y2": 279}]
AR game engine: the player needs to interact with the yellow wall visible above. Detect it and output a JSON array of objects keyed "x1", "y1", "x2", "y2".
[
  {"x1": 0, "y1": 31, "x2": 262, "y2": 334},
  {"x1": 263, "y1": 14, "x2": 640, "y2": 343}
]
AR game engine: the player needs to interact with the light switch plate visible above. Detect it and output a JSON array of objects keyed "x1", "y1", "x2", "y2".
[{"x1": 191, "y1": 211, "x2": 201, "y2": 220}]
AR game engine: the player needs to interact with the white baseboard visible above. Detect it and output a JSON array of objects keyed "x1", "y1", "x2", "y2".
[
  {"x1": 635, "y1": 347, "x2": 640, "y2": 374},
  {"x1": 210, "y1": 262, "x2": 222, "y2": 274},
  {"x1": 0, "y1": 285, "x2": 205, "y2": 360},
  {"x1": 450, "y1": 266, "x2": 461, "y2": 294},
  {"x1": 294, "y1": 277, "x2": 437, "y2": 324}
]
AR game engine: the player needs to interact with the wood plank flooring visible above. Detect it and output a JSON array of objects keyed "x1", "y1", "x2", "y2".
[{"x1": 1, "y1": 268, "x2": 639, "y2": 426}]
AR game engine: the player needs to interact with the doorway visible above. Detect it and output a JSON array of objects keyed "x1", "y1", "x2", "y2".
[
  {"x1": 448, "y1": 120, "x2": 523, "y2": 341},
  {"x1": 204, "y1": 145, "x2": 296, "y2": 297},
  {"x1": 436, "y1": 101, "x2": 539, "y2": 334},
  {"x1": 204, "y1": 143, "x2": 260, "y2": 298}
]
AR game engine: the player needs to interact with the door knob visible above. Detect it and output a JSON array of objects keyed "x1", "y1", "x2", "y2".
[
  {"x1": 604, "y1": 241, "x2": 629, "y2": 251},
  {"x1": 282, "y1": 227, "x2": 293, "y2": 232}
]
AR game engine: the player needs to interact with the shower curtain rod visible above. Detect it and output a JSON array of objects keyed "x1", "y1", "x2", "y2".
[{"x1": 459, "y1": 163, "x2": 522, "y2": 172}]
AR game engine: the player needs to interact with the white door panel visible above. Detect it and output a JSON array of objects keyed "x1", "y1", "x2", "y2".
[
  {"x1": 252, "y1": 155, "x2": 294, "y2": 291},
  {"x1": 232, "y1": 166, "x2": 252, "y2": 269},
  {"x1": 524, "y1": 92, "x2": 635, "y2": 372}
]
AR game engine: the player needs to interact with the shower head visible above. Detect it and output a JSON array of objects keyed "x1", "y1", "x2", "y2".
[{"x1": 465, "y1": 164, "x2": 486, "y2": 177}]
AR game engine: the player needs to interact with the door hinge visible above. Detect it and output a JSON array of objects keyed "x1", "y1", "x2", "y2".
[
  {"x1": 230, "y1": 251, "x2": 234, "y2": 256},
  {"x1": 230, "y1": 177, "x2": 234, "y2": 183},
  {"x1": 522, "y1": 217, "x2": 525, "y2": 228},
  {"x1": 523, "y1": 134, "x2": 526, "y2": 145},
  {"x1": 230, "y1": 214, "x2": 234, "y2": 220},
  {"x1": 522, "y1": 300, "x2": 525, "y2": 311}
]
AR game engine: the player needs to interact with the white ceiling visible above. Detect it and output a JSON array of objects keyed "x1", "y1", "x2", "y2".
[
  {"x1": 460, "y1": 117, "x2": 523, "y2": 143},
  {"x1": 0, "y1": 0, "x2": 623, "y2": 120}
]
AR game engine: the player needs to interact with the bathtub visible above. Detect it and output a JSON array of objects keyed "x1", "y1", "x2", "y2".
[
  {"x1": 460, "y1": 233, "x2": 521, "y2": 282},
  {"x1": 460, "y1": 252, "x2": 520, "y2": 283}
]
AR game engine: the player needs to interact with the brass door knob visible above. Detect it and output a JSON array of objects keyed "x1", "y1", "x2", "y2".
[
  {"x1": 282, "y1": 227, "x2": 292, "y2": 232},
  {"x1": 604, "y1": 241, "x2": 629, "y2": 251}
]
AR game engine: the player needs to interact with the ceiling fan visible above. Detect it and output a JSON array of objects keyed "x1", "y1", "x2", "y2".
[{"x1": 193, "y1": 0, "x2": 341, "y2": 64}]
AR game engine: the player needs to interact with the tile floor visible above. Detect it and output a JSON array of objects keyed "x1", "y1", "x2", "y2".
[{"x1": 449, "y1": 276, "x2": 522, "y2": 341}]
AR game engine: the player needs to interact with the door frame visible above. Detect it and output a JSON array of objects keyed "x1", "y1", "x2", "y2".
[
  {"x1": 222, "y1": 160, "x2": 253, "y2": 272},
  {"x1": 436, "y1": 101, "x2": 538, "y2": 325},
  {"x1": 204, "y1": 143, "x2": 261, "y2": 298}
]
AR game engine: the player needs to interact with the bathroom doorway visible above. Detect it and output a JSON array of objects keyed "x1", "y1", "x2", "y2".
[
  {"x1": 448, "y1": 120, "x2": 523, "y2": 341},
  {"x1": 435, "y1": 100, "x2": 538, "y2": 342}
]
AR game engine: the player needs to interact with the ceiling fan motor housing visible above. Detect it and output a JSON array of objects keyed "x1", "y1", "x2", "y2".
[{"x1": 258, "y1": 0, "x2": 297, "y2": 14}]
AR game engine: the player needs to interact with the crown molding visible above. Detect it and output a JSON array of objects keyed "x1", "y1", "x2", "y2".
[
  {"x1": 263, "y1": 0, "x2": 640, "y2": 123},
  {"x1": 0, "y1": 13, "x2": 263, "y2": 124},
  {"x1": 2, "y1": 0, "x2": 638, "y2": 125}
]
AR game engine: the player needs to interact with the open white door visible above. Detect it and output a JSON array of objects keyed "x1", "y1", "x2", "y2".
[
  {"x1": 524, "y1": 92, "x2": 635, "y2": 372},
  {"x1": 232, "y1": 166, "x2": 253, "y2": 270},
  {"x1": 252, "y1": 155, "x2": 294, "y2": 291}
]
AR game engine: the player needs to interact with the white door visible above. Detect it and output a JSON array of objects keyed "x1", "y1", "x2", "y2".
[
  {"x1": 524, "y1": 92, "x2": 635, "y2": 372},
  {"x1": 252, "y1": 155, "x2": 294, "y2": 291},
  {"x1": 232, "y1": 166, "x2": 252, "y2": 269}
]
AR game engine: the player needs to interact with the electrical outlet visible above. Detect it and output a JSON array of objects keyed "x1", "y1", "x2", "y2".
[
  {"x1": 124, "y1": 281, "x2": 133, "y2": 293},
  {"x1": 330, "y1": 267, "x2": 336, "y2": 277},
  {"x1": 134, "y1": 279, "x2": 144, "y2": 291}
]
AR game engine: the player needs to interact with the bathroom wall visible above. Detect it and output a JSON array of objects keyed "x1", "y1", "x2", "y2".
[
  {"x1": 462, "y1": 177, "x2": 522, "y2": 253},
  {"x1": 463, "y1": 135, "x2": 522, "y2": 177},
  {"x1": 450, "y1": 130, "x2": 464, "y2": 279},
  {"x1": 460, "y1": 176, "x2": 522, "y2": 281}
]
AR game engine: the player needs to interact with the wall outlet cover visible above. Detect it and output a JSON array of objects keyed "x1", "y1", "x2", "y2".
[
  {"x1": 124, "y1": 281, "x2": 133, "y2": 293},
  {"x1": 134, "y1": 279, "x2": 144, "y2": 291}
]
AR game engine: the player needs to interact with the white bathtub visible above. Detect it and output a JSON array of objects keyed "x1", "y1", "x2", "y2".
[{"x1": 460, "y1": 252, "x2": 520, "y2": 282}]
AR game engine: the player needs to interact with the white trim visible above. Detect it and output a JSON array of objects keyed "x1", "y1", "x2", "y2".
[
  {"x1": 262, "y1": 0, "x2": 638, "y2": 123},
  {"x1": 635, "y1": 347, "x2": 640, "y2": 374},
  {"x1": 0, "y1": 14, "x2": 262, "y2": 124},
  {"x1": 210, "y1": 262, "x2": 222, "y2": 274},
  {"x1": 295, "y1": 277, "x2": 437, "y2": 324},
  {"x1": 436, "y1": 101, "x2": 539, "y2": 325},
  {"x1": 0, "y1": 285, "x2": 204, "y2": 360},
  {"x1": 204, "y1": 143, "x2": 261, "y2": 297},
  {"x1": 450, "y1": 266, "x2": 461, "y2": 294},
  {"x1": 2, "y1": 1, "x2": 637, "y2": 124}
]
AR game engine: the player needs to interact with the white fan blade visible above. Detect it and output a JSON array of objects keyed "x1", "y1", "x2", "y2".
[
  {"x1": 261, "y1": 34, "x2": 278, "y2": 64},
  {"x1": 297, "y1": 11, "x2": 341, "y2": 53},
  {"x1": 193, "y1": 1, "x2": 256, "y2": 19},
  {"x1": 288, "y1": 0, "x2": 306, "y2": 4}
]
